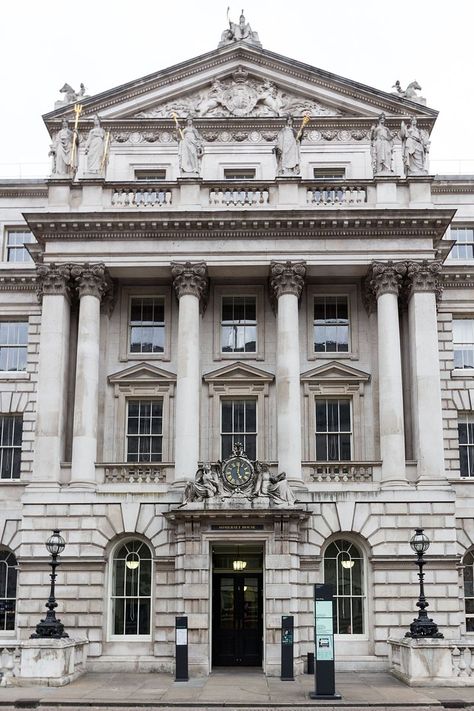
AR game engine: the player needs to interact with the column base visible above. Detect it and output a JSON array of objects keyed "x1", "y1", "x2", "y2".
[
  {"x1": 68, "y1": 480, "x2": 97, "y2": 490},
  {"x1": 416, "y1": 476, "x2": 451, "y2": 490},
  {"x1": 380, "y1": 478, "x2": 410, "y2": 490}
]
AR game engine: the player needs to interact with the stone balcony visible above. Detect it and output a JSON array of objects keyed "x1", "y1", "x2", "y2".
[{"x1": 48, "y1": 176, "x2": 434, "y2": 212}]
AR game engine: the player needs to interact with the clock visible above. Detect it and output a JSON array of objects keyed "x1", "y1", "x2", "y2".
[{"x1": 223, "y1": 456, "x2": 254, "y2": 489}]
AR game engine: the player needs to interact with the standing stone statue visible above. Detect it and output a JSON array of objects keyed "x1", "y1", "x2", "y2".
[
  {"x1": 401, "y1": 118, "x2": 430, "y2": 176},
  {"x1": 274, "y1": 117, "x2": 302, "y2": 176},
  {"x1": 219, "y1": 10, "x2": 261, "y2": 48},
  {"x1": 84, "y1": 115, "x2": 105, "y2": 173},
  {"x1": 370, "y1": 113, "x2": 394, "y2": 175},
  {"x1": 49, "y1": 119, "x2": 76, "y2": 176},
  {"x1": 178, "y1": 118, "x2": 204, "y2": 175}
]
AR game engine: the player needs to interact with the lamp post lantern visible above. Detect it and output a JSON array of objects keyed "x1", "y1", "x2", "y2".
[
  {"x1": 31, "y1": 529, "x2": 69, "y2": 639},
  {"x1": 405, "y1": 528, "x2": 443, "y2": 639}
]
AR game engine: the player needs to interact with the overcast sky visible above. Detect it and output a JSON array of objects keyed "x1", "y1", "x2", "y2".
[{"x1": 1, "y1": 0, "x2": 473, "y2": 177}]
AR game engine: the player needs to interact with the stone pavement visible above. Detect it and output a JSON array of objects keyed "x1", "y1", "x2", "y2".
[{"x1": 1, "y1": 670, "x2": 474, "y2": 710}]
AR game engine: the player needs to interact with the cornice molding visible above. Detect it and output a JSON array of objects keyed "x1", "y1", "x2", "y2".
[{"x1": 0, "y1": 273, "x2": 37, "y2": 291}]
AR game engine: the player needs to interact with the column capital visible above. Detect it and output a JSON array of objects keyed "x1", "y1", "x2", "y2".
[
  {"x1": 366, "y1": 260, "x2": 407, "y2": 301},
  {"x1": 269, "y1": 261, "x2": 306, "y2": 303},
  {"x1": 405, "y1": 260, "x2": 443, "y2": 300},
  {"x1": 171, "y1": 261, "x2": 209, "y2": 311},
  {"x1": 70, "y1": 263, "x2": 112, "y2": 301},
  {"x1": 36, "y1": 263, "x2": 72, "y2": 302}
]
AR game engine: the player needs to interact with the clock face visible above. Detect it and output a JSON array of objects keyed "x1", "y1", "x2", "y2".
[{"x1": 223, "y1": 457, "x2": 253, "y2": 488}]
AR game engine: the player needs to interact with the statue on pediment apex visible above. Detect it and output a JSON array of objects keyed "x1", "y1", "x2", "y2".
[
  {"x1": 391, "y1": 79, "x2": 426, "y2": 105},
  {"x1": 54, "y1": 82, "x2": 88, "y2": 109},
  {"x1": 218, "y1": 9, "x2": 262, "y2": 48},
  {"x1": 370, "y1": 113, "x2": 394, "y2": 175}
]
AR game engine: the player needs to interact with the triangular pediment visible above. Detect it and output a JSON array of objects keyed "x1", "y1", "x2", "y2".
[
  {"x1": 203, "y1": 361, "x2": 274, "y2": 383},
  {"x1": 108, "y1": 362, "x2": 176, "y2": 385},
  {"x1": 300, "y1": 361, "x2": 370, "y2": 383},
  {"x1": 43, "y1": 43, "x2": 437, "y2": 131}
]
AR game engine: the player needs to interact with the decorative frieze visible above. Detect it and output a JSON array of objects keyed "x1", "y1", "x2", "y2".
[
  {"x1": 70, "y1": 263, "x2": 112, "y2": 301},
  {"x1": 269, "y1": 261, "x2": 306, "y2": 302},
  {"x1": 171, "y1": 261, "x2": 209, "y2": 309}
]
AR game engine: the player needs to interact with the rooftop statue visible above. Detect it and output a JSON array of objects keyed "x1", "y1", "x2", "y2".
[
  {"x1": 84, "y1": 115, "x2": 106, "y2": 174},
  {"x1": 274, "y1": 116, "x2": 308, "y2": 177},
  {"x1": 54, "y1": 82, "x2": 88, "y2": 109},
  {"x1": 218, "y1": 9, "x2": 262, "y2": 48},
  {"x1": 391, "y1": 80, "x2": 426, "y2": 105},
  {"x1": 49, "y1": 119, "x2": 77, "y2": 177},
  {"x1": 401, "y1": 118, "x2": 430, "y2": 177},
  {"x1": 370, "y1": 113, "x2": 394, "y2": 175}
]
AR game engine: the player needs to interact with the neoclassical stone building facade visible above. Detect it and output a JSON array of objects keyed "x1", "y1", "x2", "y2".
[{"x1": 1, "y1": 19, "x2": 474, "y2": 679}]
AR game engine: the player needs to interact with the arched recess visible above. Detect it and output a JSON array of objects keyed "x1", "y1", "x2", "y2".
[
  {"x1": 108, "y1": 536, "x2": 153, "y2": 640},
  {"x1": 0, "y1": 548, "x2": 18, "y2": 634}
]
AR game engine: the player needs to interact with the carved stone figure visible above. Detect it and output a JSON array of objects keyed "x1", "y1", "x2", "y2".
[
  {"x1": 401, "y1": 118, "x2": 430, "y2": 176},
  {"x1": 274, "y1": 117, "x2": 302, "y2": 176},
  {"x1": 84, "y1": 116, "x2": 105, "y2": 173},
  {"x1": 183, "y1": 463, "x2": 222, "y2": 503},
  {"x1": 370, "y1": 113, "x2": 394, "y2": 175},
  {"x1": 259, "y1": 81, "x2": 284, "y2": 116},
  {"x1": 178, "y1": 118, "x2": 203, "y2": 175},
  {"x1": 391, "y1": 80, "x2": 425, "y2": 104},
  {"x1": 55, "y1": 82, "x2": 88, "y2": 109},
  {"x1": 218, "y1": 10, "x2": 262, "y2": 48},
  {"x1": 267, "y1": 472, "x2": 296, "y2": 506},
  {"x1": 197, "y1": 79, "x2": 225, "y2": 116},
  {"x1": 49, "y1": 119, "x2": 76, "y2": 177},
  {"x1": 252, "y1": 461, "x2": 271, "y2": 497}
]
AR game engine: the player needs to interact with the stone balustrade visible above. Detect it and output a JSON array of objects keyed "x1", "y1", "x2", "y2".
[
  {"x1": 111, "y1": 186, "x2": 172, "y2": 208},
  {"x1": 306, "y1": 184, "x2": 367, "y2": 206},
  {"x1": 209, "y1": 185, "x2": 270, "y2": 207},
  {"x1": 310, "y1": 461, "x2": 376, "y2": 482},
  {"x1": 389, "y1": 637, "x2": 474, "y2": 686},
  {"x1": 103, "y1": 462, "x2": 167, "y2": 484}
]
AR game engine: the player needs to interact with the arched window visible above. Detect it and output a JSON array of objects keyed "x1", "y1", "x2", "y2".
[
  {"x1": 111, "y1": 540, "x2": 152, "y2": 637},
  {"x1": 0, "y1": 550, "x2": 17, "y2": 631},
  {"x1": 463, "y1": 550, "x2": 474, "y2": 631},
  {"x1": 323, "y1": 539, "x2": 365, "y2": 635}
]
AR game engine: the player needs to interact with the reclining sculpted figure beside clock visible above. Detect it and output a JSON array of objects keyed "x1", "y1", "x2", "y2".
[{"x1": 182, "y1": 443, "x2": 296, "y2": 506}]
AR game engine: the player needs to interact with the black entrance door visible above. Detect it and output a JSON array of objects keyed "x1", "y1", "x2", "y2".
[{"x1": 212, "y1": 573, "x2": 263, "y2": 666}]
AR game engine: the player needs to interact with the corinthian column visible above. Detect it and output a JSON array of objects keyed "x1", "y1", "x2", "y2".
[
  {"x1": 32, "y1": 264, "x2": 72, "y2": 487},
  {"x1": 171, "y1": 262, "x2": 208, "y2": 485},
  {"x1": 368, "y1": 261, "x2": 408, "y2": 488},
  {"x1": 269, "y1": 261, "x2": 306, "y2": 487},
  {"x1": 70, "y1": 263, "x2": 112, "y2": 487},
  {"x1": 406, "y1": 260, "x2": 447, "y2": 487}
]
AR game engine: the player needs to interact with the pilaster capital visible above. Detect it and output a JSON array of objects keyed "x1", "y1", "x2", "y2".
[
  {"x1": 171, "y1": 261, "x2": 209, "y2": 311},
  {"x1": 405, "y1": 260, "x2": 443, "y2": 299},
  {"x1": 36, "y1": 263, "x2": 72, "y2": 302},
  {"x1": 269, "y1": 261, "x2": 306, "y2": 303},
  {"x1": 366, "y1": 260, "x2": 407, "y2": 301},
  {"x1": 70, "y1": 263, "x2": 112, "y2": 301}
]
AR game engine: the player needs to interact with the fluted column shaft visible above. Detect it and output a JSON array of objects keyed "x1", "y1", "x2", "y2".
[
  {"x1": 33, "y1": 265, "x2": 72, "y2": 486},
  {"x1": 172, "y1": 262, "x2": 208, "y2": 484},
  {"x1": 70, "y1": 264, "x2": 111, "y2": 487},
  {"x1": 369, "y1": 262, "x2": 407, "y2": 488},
  {"x1": 406, "y1": 261, "x2": 447, "y2": 487},
  {"x1": 270, "y1": 261, "x2": 306, "y2": 487}
]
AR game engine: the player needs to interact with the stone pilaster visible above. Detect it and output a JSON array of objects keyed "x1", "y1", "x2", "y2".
[
  {"x1": 171, "y1": 262, "x2": 209, "y2": 485},
  {"x1": 70, "y1": 263, "x2": 112, "y2": 488},
  {"x1": 405, "y1": 260, "x2": 447, "y2": 488},
  {"x1": 269, "y1": 261, "x2": 306, "y2": 487},
  {"x1": 367, "y1": 261, "x2": 408, "y2": 488},
  {"x1": 32, "y1": 264, "x2": 73, "y2": 487}
]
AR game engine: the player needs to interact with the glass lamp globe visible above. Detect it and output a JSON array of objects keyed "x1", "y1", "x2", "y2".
[
  {"x1": 46, "y1": 530, "x2": 66, "y2": 557},
  {"x1": 126, "y1": 552, "x2": 140, "y2": 570},
  {"x1": 410, "y1": 528, "x2": 430, "y2": 555}
]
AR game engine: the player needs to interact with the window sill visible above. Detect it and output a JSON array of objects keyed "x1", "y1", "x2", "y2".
[
  {"x1": 216, "y1": 352, "x2": 263, "y2": 361},
  {"x1": 108, "y1": 635, "x2": 152, "y2": 642},
  {"x1": 308, "y1": 352, "x2": 358, "y2": 361},
  {"x1": 0, "y1": 371, "x2": 29, "y2": 381},
  {"x1": 452, "y1": 368, "x2": 474, "y2": 378},
  {"x1": 120, "y1": 353, "x2": 170, "y2": 362}
]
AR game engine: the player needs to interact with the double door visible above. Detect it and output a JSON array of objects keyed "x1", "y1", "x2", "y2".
[{"x1": 212, "y1": 573, "x2": 263, "y2": 666}]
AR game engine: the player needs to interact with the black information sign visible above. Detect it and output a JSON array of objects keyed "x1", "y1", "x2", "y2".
[
  {"x1": 280, "y1": 615, "x2": 294, "y2": 680},
  {"x1": 309, "y1": 584, "x2": 341, "y2": 700},
  {"x1": 175, "y1": 616, "x2": 189, "y2": 682}
]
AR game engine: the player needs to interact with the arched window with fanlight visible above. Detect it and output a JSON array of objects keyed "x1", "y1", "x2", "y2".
[
  {"x1": 111, "y1": 540, "x2": 152, "y2": 637},
  {"x1": 323, "y1": 539, "x2": 365, "y2": 635},
  {"x1": 463, "y1": 549, "x2": 474, "y2": 632},
  {"x1": 0, "y1": 549, "x2": 17, "y2": 632}
]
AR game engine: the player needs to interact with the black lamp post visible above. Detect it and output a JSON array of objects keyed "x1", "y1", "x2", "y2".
[
  {"x1": 31, "y1": 529, "x2": 68, "y2": 639},
  {"x1": 405, "y1": 528, "x2": 443, "y2": 639}
]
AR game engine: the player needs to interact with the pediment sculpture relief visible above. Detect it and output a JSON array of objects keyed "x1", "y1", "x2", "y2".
[
  {"x1": 181, "y1": 443, "x2": 296, "y2": 507},
  {"x1": 134, "y1": 69, "x2": 341, "y2": 119}
]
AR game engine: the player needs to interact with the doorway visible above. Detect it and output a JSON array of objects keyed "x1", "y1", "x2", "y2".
[{"x1": 212, "y1": 544, "x2": 263, "y2": 667}]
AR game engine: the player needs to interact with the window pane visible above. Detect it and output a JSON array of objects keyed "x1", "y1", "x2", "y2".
[
  {"x1": 222, "y1": 402, "x2": 233, "y2": 433},
  {"x1": 129, "y1": 297, "x2": 165, "y2": 354}
]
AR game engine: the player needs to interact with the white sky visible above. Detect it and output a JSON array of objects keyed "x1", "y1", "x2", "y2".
[{"x1": 1, "y1": 0, "x2": 473, "y2": 177}]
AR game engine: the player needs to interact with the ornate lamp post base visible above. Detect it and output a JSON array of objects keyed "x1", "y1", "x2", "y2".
[
  {"x1": 31, "y1": 530, "x2": 69, "y2": 640},
  {"x1": 405, "y1": 614, "x2": 443, "y2": 639},
  {"x1": 406, "y1": 528, "x2": 443, "y2": 640},
  {"x1": 31, "y1": 616, "x2": 68, "y2": 639}
]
